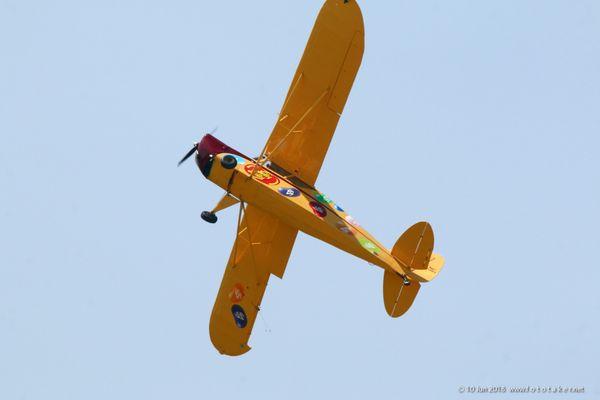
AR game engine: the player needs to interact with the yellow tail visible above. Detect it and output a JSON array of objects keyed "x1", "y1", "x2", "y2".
[
  {"x1": 383, "y1": 222, "x2": 445, "y2": 317},
  {"x1": 392, "y1": 221, "x2": 445, "y2": 282}
]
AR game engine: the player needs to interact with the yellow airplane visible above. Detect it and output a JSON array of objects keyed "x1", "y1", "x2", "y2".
[{"x1": 178, "y1": 0, "x2": 445, "y2": 356}]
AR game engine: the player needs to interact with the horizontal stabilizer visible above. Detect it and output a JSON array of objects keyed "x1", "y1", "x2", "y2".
[{"x1": 383, "y1": 270, "x2": 421, "y2": 318}]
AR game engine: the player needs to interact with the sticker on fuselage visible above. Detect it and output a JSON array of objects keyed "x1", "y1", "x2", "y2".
[
  {"x1": 358, "y1": 237, "x2": 380, "y2": 255},
  {"x1": 345, "y1": 215, "x2": 360, "y2": 227},
  {"x1": 336, "y1": 221, "x2": 355, "y2": 235},
  {"x1": 228, "y1": 283, "x2": 245, "y2": 303},
  {"x1": 315, "y1": 193, "x2": 331, "y2": 205},
  {"x1": 244, "y1": 164, "x2": 280, "y2": 185},
  {"x1": 316, "y1": 192, "x2": 344, "y2": 212},
  {"x1": 278, "y1": 187, "x2": 301, "y2": 197},
  {"x1": 231, "y1": 304, "x2": 248, "y2": 328},
  {"x1": 309, "y1": 201, "x2": 327, "y2": 218}
]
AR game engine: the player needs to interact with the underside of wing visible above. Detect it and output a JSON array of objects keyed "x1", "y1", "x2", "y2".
[
  {"x1": 209, "y1": 204, "x2": 297, "y2": 356},
  {"x1": 262, "y1": 0, "x2": 364, "y2": 185}
]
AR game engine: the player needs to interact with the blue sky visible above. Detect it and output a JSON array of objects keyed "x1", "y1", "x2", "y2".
[{"x1": 1, "y1": 1, "x2": 599, "y2": 399}]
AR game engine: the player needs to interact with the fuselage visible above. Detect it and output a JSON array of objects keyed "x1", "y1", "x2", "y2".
[{"x1": 196, "y1": 134, "x2": 406, "y2": 275}]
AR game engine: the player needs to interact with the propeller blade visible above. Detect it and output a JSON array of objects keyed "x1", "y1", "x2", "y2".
[{"x1": 177, "y1": 144, "x2": 197, "y2": 166}]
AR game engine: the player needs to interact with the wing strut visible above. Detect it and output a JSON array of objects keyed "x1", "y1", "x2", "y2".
[
  {"x1": 239, "y1": 201, "x2": 260, "y2": 280},
  {"x1": 257, "y1": 88, "x2": 330, "y2": 168},
  {"x1": 232, "y1": 200, "x2": 245, "y2": 265},
  {"x1": 212, "y1": 193, "x2": 240, "y2": 214},
  {"x1": 253, "y1": 73, "x2": 305, "y2": 167},
  {"x1": 279, "y1": 73, "x2": 304, "y2": 117},
  {"x1": 231, "y1": 201, "x2": 262, "y2": 284}
]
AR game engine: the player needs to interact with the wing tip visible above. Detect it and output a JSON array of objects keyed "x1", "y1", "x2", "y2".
[
  {"x1": 212, "y1": 340, "x2": 252, "y2": 357},
  {"x1": 209, "y1": 316, "x2": 253, "y2": 357}
]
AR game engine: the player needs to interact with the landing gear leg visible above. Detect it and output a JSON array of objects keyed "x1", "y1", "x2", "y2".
[{"x1": 394, "y1": 271, "x2": 411, "y2": 286}]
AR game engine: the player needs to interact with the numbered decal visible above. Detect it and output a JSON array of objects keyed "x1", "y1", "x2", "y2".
[
  {"x1": 309, "y1": 201, "x2": 327, "y2": 218},
  {"x1": 278, "y1": 187, "x2": 301, "y2": 197},
  {"x1": 228, "y1": 283, "x2": 245, "y2": 303},
  {"x1": 244, "y1": 164, "x2": 280, "y2": 185},
  {"x1": 231, "y1": 304, "x2": 248, "y2": 328}
]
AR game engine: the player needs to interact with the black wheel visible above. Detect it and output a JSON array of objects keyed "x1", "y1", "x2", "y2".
[
  {"x1": 201, "y1": 211, "x2": 218, "y2": 224},
  {"x1": 221, "y1": 155, "x2": 237, "y2": 169}
]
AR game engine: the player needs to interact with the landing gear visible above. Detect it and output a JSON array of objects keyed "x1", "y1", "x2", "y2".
[
  {"x1": 394, "y1": 272, "x2": 411, "y2": 286},
  {"x1": 201, "y1": 211, "x2": 218, "y2": 224}
]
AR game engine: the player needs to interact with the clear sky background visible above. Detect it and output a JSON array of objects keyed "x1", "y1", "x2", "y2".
[{"x1": 1, "y1": 0, "x2": 599, "y2": 399}]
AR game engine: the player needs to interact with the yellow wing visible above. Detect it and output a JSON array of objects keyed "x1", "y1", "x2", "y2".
[
  {"x1": 262, "y1": 0, "x2": 364, "y2": 185},
  {"x1": 209, "y1": 204, "x2": 297, "y2": 356}
]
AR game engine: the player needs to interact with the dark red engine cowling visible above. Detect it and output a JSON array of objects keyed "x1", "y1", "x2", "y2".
[{"x1": 195, "y1": 134, "x2": 247, "y2": 178}]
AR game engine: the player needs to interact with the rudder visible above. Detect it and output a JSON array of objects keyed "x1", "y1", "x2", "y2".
[{"x1": 382, "y1": 221, "x2": 445, "y2": 317}]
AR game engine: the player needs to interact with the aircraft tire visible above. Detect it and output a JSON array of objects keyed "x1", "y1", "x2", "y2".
[
  {"x1": 221, "y1": 155, "x2": 237, "y2": 169},
  {"x1": 201, "y1": 211, "x2": 218, "y2": 224}
]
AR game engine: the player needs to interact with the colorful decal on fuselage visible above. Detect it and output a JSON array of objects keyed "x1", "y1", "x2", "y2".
[
  {"x1": 278, "y1": 187, "x2": 301, "y2": 197},
  {"x1": 244, "y1": 164, "x2": 280, "y2": 185},
  {"x1": 315, "y1": 192, "x2": 344, "y2": 213},
  {"x1": 358, "y1": 237, "x2": 380, "y2": 255},
  {"x1": 228, "y1": 283, "x2": 245, "y2": 303},
  {"x1": 345, "y1": 215, "x2": 360, "y2": 227},
  {"x1": 309, "y1": 201, "x2": 327, "y2": 218},
  {"x1": 335, "y1": 221, "x2": 355, "y2": 235},
  {"x1": 315, "y1": 193, "x2": 331, "y2": 205},
  {"x1": 231, "y1": 304, "x2": 248, "y2": 328}
]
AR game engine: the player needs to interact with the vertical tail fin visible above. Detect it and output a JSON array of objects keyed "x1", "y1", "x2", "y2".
[{"x1": 383, "y1": 222, "x2": 445, "y2": 317}]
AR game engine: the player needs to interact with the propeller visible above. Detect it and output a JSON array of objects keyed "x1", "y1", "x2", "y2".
[
  {"x1": 178, "y1": 127, "x2": 217, "y2": 167},
  {"x1": 177, "y1": 143, "x2": 198, "y2": 167}
]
